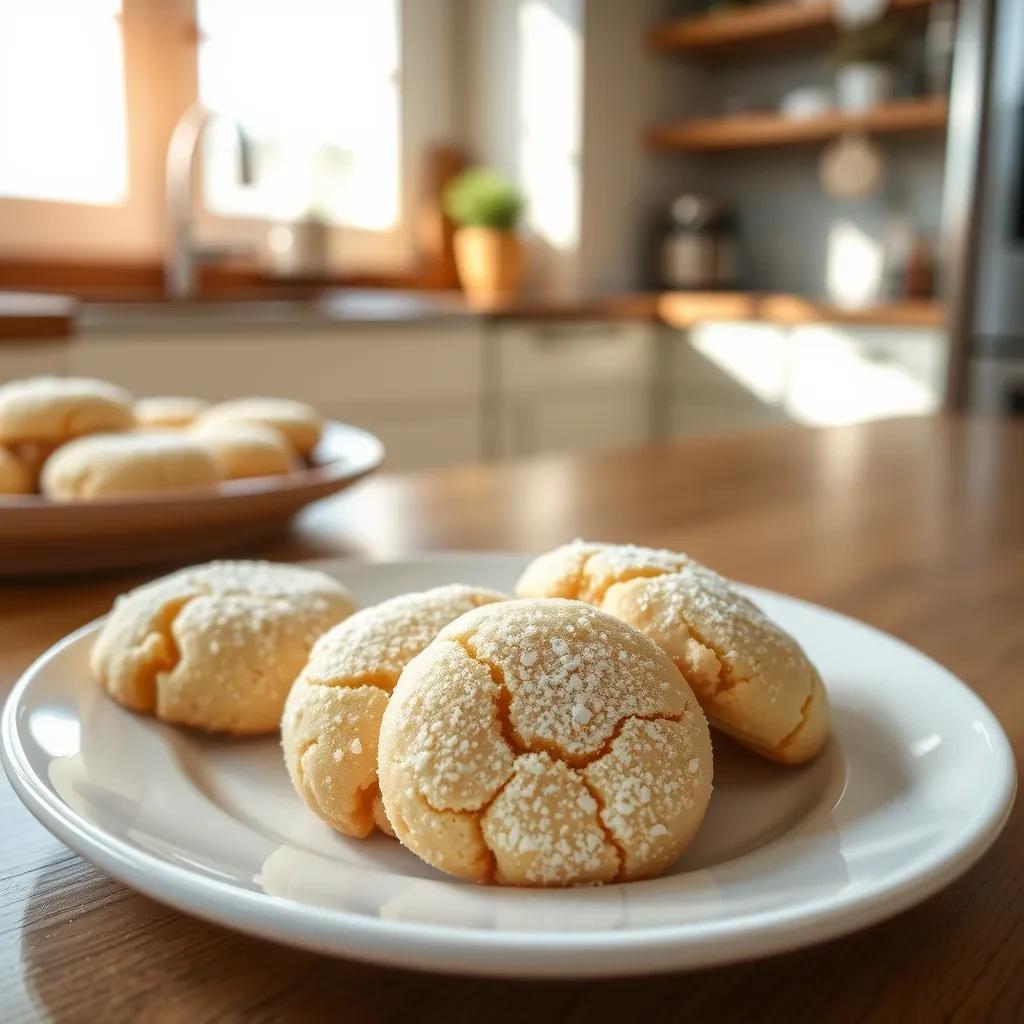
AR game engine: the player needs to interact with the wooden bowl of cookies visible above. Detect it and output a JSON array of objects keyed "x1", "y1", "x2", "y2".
[{"x1": 0, "y1": 377, "x2": 384, "y2": 575}]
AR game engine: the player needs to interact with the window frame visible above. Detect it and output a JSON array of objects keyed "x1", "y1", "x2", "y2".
[{"x1": 0, "y1": 0, "x2": 457, "y2": 277}]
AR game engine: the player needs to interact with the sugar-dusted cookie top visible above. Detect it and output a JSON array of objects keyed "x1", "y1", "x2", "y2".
[
  {"x1": 282, "y1": 584, "x2": 509, "y2": 838},
  {"x1": 91, "y1": 560, "x2": 355, "y2": 734},
  {"x1": 378, "y1": 598, "x2": 712, "y2": 886}
]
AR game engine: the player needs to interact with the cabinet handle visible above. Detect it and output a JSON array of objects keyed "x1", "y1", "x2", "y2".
[{"x1": 531, "y1": 324, "x2": 625, "y2": 348}]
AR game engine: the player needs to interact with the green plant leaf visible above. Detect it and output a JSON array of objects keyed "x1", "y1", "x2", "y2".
[{"x1": 443, "y1": 168, "x2": 524, "y2": 230}]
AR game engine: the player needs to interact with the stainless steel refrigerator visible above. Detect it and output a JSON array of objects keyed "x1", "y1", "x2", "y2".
[{"x1": 946, "y1": 0, "x2": 1024, "y2": 413}]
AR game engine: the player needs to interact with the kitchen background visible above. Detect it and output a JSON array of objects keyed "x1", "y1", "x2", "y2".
[{"x1": 0, "y1": 0, "x2": 1017, "y2": 472}]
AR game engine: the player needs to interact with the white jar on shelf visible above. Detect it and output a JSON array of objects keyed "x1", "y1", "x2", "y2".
[{"x1": 835, "y1": 62, "x2": 894, "y2": 112}]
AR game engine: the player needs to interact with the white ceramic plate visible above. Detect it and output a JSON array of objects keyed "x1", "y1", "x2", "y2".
[{"x1": 2, "y1": 554, "x2": 1015, "y2": 978}]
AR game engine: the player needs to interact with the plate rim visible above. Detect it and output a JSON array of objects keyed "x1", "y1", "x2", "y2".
[{"x1": 1, "y1": 557, "x2": 1017, "y2": 978}]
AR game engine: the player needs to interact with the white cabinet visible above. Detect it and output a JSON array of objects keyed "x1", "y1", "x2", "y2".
[
  {"x1": 492, "y1": 321, "x2": 655, "y2": 457},
  {"x1": 342, "y1": 398, "x2": 483, "y2": 471},
  {"x1": 669, "y1": 323, "x2": 789, "y2": 437},
  {"x1": 783, "y1": 324, "x2": 945, "y2": 425},
  {"x1": 57, "y1": 313, "x2": 947, "y2": 470},
  {"x1": 0, "y1": 341, "x2": 69, "y2": 383},
  {"x1": 72, "y1": 324, "x2": 483, "y2": 405},
  {"x1": 667, "y1": 321, "x2": 947, "y2": 435},
  {"x1": 73, "y1": 322, "x2": 486, "y2": 472},
  {"x1": 499, "y1": 386, "x2": 651, "y2": 456}
]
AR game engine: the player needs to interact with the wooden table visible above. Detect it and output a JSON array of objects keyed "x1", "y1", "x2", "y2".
[{"x1": 2, "y1": 415, "x2": 1022, "y2": 1021}]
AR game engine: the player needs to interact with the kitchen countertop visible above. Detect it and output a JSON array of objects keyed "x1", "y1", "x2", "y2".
[
  {"x1": 0, "y1": 415, "x2": 1020, "y2": 1020},
  {"x1": 1, "y1": 288, "x2": 945, "y2": 338},
  {"x1": 0, "y1": 292, "x2": 77, "y2": 341}
]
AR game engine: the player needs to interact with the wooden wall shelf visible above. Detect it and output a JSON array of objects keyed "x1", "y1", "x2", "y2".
[
  {"x1": 648, "y1": 0, "x2": 939, "y2": 57},
  {"x1": 647, "y1": 96, "x2": 948, "y2": 152}
]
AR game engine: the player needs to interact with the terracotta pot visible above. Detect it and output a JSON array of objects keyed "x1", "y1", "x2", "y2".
[{"x1": 453, "y1": 227, "x2": 523, "y2": 308}]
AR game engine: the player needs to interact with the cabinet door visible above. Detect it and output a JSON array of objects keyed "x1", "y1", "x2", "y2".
[
  {"x1": 0, "y1": 342, "x2": 68, "y2": 383},
  {"x1": 498, "y1": 321, "x2": 654, "y2": 394},
  {"x1": 784, "y1": 325, "x2": 945, "y2": 426},
  {"x1": 341, "y1": 399, "x2": 483, "y2": 471},
  {"x1": 667, "y1": 324, "x2": 789, "y2": 437},
  {"x1": 500, "y1": 387, "x2": 649, "y2": 457},
  {"x1": 69, "y1": 335, "x2": 239, "y2": 398},
  {"x1": 669, "y1": 395, "x2": 788, "y2": 437},
  {"x1": 72, "y1": 323, "x2": 485, "y2": 405},
  {"x1": 494, "y1": 321, "x2": 655, "y2": 457}
]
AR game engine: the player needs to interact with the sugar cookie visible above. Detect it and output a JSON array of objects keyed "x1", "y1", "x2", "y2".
[
  {"x1": 515, "y1": 539, "x2": 690, "y2": 604},
  {"x1": 6, "y1": 441, "x2": 52, "y2": 491},
  {"x1": 91, "y1": 560, "x2": 355, "y2": 734},
  {"x1": 40, "y1": 431, "x2": 223, "y2": 500},
  {"x1": 0, "y1": 376, "x2": 134, "y2": 444},
  {"x1": 135, "y1": 396, "x2": 209, "y2": 430},
  {"x1": 600, "y1": 564, "x2": 828, "y2": 765},
  {"x1": 517, "y1": 542, "x2": 829, "y2": 765},
  {"x1": 192, "y1": 420, "x2": 296, "y2": 479},
  {"x1": 378, "y1": 598, "x2": 712, "y2": 886},
  {"x1": 196, "y1": 398, "x2": 323, "y2": 456},
  {"x1": 282, "y1": 584, "x2": 509, "y2": 838},
  {"x1": 0, "y1": 446, "x2": 32, "y2": 494}
]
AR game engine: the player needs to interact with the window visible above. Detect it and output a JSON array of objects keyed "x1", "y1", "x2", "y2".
[
  {"x1": 0, "y1": 0, "x2": 127, "y2": 205},
  {"x1": 0, "y1": 0, "x2": 449, "y2": 268},
  {"x1": 196, "y1": 0, "x2": 401, "y2": 231}
]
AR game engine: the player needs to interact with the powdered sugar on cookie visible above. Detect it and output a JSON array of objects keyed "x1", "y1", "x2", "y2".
[{"x1": 377, "y1": 598, "x2": 713, "y2": 887}]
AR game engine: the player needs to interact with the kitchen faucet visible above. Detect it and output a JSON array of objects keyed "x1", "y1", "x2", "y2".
[{"x1": 164, "y1": 104, "x2": 256, "y2": 299}]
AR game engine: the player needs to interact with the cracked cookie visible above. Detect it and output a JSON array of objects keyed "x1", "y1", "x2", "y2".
[
  {"x1": 517, "y1": 541, "x2": 829, "y2": 765},
  {"x1": 377, "y1": 598, "x2": 713, "y2": 886},
  {"x1": 282, "y1": 584, "x2": 509, "y2": 839},
  {"x1": 91, "y1": 560, "x2": 355, "y2": 734}
]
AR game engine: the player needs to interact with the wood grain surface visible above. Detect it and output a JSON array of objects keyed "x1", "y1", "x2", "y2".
[
  {"x1": 646, "y1": 97, "x2": 948, "y2": 153},
  {"x1": 2, "y1": 415, "x2": 1022, "y2": 1022}
]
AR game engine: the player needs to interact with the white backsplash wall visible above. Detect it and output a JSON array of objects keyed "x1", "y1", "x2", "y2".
[
  {"x1": 576, "y1": 0, "x2": 706, "y2": 296},
  {"x1": 458, "y1": 0, "x2": 704, "y2": 300}
]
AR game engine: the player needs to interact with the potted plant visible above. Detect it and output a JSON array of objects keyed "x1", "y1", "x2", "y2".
[
  {"x1": 829, "y1": 19, "x2": 901, "y2": 113},
  {"x1": 443, "y1": 168, "x2": 524, "y2": 308}
]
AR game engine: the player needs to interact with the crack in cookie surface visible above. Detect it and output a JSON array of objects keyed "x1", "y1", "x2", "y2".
[
  {"x1": 389, "y1": 603, "x2": 705, "y2": 885},
  {"x1": 578, "y1": 774, "x2": 626, "y2": 881},
  {"x1": 306, "y1": 669, "x2": 399, "y2": 692}
]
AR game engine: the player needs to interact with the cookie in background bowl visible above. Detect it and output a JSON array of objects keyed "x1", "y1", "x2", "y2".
[
  {"x1": 191, "y1": 420, "x2": 297, "y2": 480},
  {"x1": 195, "y1": 397, "x2": 323, "y2": 457},
  {"x1": 40, "y1": 431, "x2": 223, "y2": 501},
  {"x1": 135, "y1": 396, "x2": 210, "y2": 430},
  {"x1": 91, "y1": 560, "x2": 356, "y2": 735},
  {"x1": 282, "y1": 584, "x2": 509, "y2": 839},
  {"x1": 0, "y1": 446, "x2": 33, "y2": 495},
  {"x1": 0, "y1": 376, "x2": 134, "y2": 445}
]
